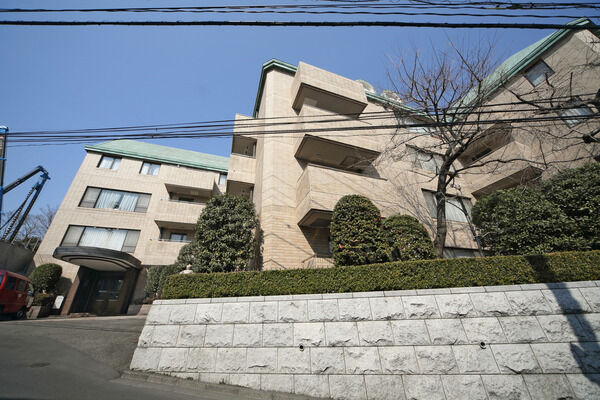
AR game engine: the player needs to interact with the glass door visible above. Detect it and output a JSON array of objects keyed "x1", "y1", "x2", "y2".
[{"x1": 88, "y1": 273, "x2": 125, "y2": 315}]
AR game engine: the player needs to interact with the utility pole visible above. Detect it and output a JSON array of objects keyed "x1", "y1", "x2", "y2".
[{"x1": 0, "y1": 126, "x2": 7, "y2": 228}]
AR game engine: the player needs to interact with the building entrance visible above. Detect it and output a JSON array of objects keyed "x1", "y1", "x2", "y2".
[
  {"x1": 53, "y1": 246, "x2": 141, "y2": 316},
  {"x1": 88, "y1": 272, "x2": 126, "y2": 315}
]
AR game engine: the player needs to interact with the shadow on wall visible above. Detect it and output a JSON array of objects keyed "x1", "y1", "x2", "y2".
[
  {"x1": 528, "y1": 255, "x2": 600, "y2": 389},
  {"x1": 0, "y1": 241, "x2": 35, "y2": 275}
]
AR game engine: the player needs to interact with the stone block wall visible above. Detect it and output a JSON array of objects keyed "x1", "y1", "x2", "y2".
[{"x1": 130, "y1": 281, "x2": 600, "y2": 399}]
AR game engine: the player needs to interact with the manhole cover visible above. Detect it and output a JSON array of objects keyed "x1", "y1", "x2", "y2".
[{"x1": 29, "y1": 362, "x2": 50, "y2": 368}]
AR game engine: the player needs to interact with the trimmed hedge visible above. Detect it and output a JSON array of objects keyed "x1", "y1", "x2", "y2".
[
  {"x1": 161, "y1": 250, "x2": 600, "y2": 299},
  {"x1": 32, "y1": 293, "x2": 56, "y2": 307},
  {"x1": 145, "y1": 264, "x2": 185, "y2": 298}
]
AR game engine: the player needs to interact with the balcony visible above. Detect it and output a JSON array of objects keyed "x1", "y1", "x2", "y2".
[
  {"x1": 227, "y1": 153, "x2": 256, "y2": 185},
  {"x1": 464, "y1": 141, "x2": 542, "y2": 198},
  {"x1": 291, "y1": 62, "x2": 368, "y2": 115},
  {"x1": 153, "y1": 199, "x2": 205, "y2": 226},
  {"x1": 296, "y1": 164, "x2": 392, "y2": 227},
  {"x1": 143, "y1": 239, "x2": 189, "y2": 266},
  {"x1": 161, "y1": 167, "x2": 216, "y2": 194},
  {"x1": 293, "y1": 106, "x2": 384, "y2": 173}
]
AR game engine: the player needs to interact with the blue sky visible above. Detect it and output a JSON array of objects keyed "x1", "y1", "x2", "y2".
[{"x1": 0, "y1": 1, "x2": 593, "y2": 214}]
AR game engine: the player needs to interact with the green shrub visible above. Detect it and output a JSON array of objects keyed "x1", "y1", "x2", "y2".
[
  {"x1": 29, "y1": 263, "x2": 62, "y2": 293},
  {"x1": 330, "y1": 195, "x2": 389, "y2": 266},
  {"x1": 173, "y1": 241, "x2": 200, "y2": 269},
  {"x1": 32, "y1": 293, "x2": 56, "y2": 307},
  {"x1": 472, "y1": 187, "x2": 587, "y2": 255},
  {"x1": 541, "y1": 162, "x2": 600, "y2": 249},
  {"x1": 189, "y1": 194, "x2": 258, "y2": 273},
  {"x1": 161, "y1": 250, "x2": 600, "y2": 299},
  {"x1": 382, "y1": 214, "x2": 436, "y2": 261},
  {"x1": 145, "y1": 264, "x2": 184, "y2": 298}
]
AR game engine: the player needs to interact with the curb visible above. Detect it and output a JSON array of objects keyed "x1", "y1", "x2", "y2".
[{"x1": 120, "y1": 370, "x2": 323, "y2": 400}]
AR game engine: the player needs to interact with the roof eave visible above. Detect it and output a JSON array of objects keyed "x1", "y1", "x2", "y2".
[{"x1": 84, "y1": 144, "x2": 229, "y2": 173}]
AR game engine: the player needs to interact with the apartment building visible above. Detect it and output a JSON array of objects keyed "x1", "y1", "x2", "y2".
[
  {"x1": 228, "y1": 18, "x2": 599, "y2": 270},
  {"x1": 34, "y1": 140, "x2": 228, "y2": 315},
  {"x1": 35, "y1": 19, "x2": 598, "y2": 315}
]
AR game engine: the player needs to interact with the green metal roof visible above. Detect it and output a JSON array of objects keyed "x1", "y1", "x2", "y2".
[
  {"x1": 85, "y1": 140, "x2": 229, "y2": 173},
  {"x1": 460, "y1": 17, "x2": 596, "y2": 107},
  {"x1": 253, "y1": 19, "x2": 596, "y2": 119}
]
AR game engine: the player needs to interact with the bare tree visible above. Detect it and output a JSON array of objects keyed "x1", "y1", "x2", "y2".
[
  {"x1": 385, "y1": 36, "x2": 599, "y2": 257},
  {"x1": 0, "y1": 204, "x2": 57, "y2": 251}
]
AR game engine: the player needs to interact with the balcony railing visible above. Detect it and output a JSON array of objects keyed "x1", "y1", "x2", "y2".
[
  {"x1": 228, "y1": 153, "x2": 256, "y2": 185},
  {"x1": 462, "y1": 141, "x2": 542, "y2": 198},
  {"x1": 296, "y1": 164, "x2": 393, "y2": 227},
  {"x1": 154, "y1": 199, "x2": 204, "y2": 225}
]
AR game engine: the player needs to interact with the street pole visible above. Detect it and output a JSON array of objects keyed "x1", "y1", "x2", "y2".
[{"x1": 0, "y1": 126, "x2": 7, "y2": 228}]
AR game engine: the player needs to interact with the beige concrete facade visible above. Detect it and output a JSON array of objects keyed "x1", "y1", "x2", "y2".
[
  {"x1": 229, "y1": 62, "x2": 479, "y2": 270},
  {"x1": 228, "y1": 26, "x2": 599, "y2": 270},
  {"x1": 35, "y1": 22, "x2": 599, "y2": 297},
  {"x1": 35, "y1": 141, "x2": 228, "y2": 313}
]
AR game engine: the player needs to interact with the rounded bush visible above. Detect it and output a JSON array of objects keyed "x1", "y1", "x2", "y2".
[
  {"x1": 472, "y1": 187, "x2": 587, "y2": 255},
  {"x1": 29, "y1": 263, "x2": 62, "y2": 293},
  {"x1": 330, "y1": 194, "x2": 389, "y2": 266},
  {"x1": 145, "y1": 264, "x2": 184, "y2": 298},
  {"x1": 382, "y1": 214, "x2": 436, "y2": 261},
  {"x1": 191, "y1": 194, "x2": 258, "y2": 273},
  {"x1": 541, "y1": 162, "x2": 600, "y2": 249}
]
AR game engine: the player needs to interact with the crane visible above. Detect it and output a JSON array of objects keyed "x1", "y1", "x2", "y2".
[{"x1": 0, "y1": 165, "x2": 51, "y2": 244}]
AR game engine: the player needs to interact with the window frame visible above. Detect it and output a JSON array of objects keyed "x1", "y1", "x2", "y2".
[
  {"x1": 60, "y1": 225, "x2": 141, "y2": 253},
  {"x1": 407, "y1": 146, "x2": 455, "y2": 174},
  {"x1": 218, "y1": 173, "x2": 227, "y2": 186},
  {"x1": 422, "y1": 190, "x2": 473, "y2": 223},
  {"x1": 557, "y1": 97, "x2": 594, "y2": 128},
  {"x1": 97, "y1": 155, "x2": 121, "y2": 170},
  {"x1": 140, "y1": 161, "x2": 161, "y2": 176},
  {"x1": 169, "y1": 232, "x2": 188, "y2": 242},
  {"x1": 524, "y1": 60, "x2": 554, "y2": 87},
  {"x1": 79, "y1": 187, "x2": 150, "y2": 213}
]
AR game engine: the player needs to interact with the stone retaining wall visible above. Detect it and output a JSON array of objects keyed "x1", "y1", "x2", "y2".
[{"x1": 130, "y1": 281, "x2": 600, "y2": 399}]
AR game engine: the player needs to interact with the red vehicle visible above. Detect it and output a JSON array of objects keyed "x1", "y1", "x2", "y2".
[{"x1": 0, "y1": 270, "x2": 34, "y2": 319}]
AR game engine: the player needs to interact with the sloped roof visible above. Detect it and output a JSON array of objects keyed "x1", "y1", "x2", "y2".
[
  {"x1": 460, "y1": 17, "x2": 597, "y2": 106},
  {"x1": 85, "y1": 140, "x2": 229, "y2": 173}
]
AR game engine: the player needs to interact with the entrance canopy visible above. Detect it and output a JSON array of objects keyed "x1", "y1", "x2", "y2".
[{"x1": 53, "y1": 246, "x2": 141, "y2": 272}]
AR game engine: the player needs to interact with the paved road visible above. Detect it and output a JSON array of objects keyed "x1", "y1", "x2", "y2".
[{"x1": 0, "y1": 316, "x2": 250, "y2": 400}]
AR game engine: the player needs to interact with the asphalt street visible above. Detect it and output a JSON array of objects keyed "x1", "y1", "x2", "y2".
[{"x1": 0, "y1": 316, "x2": 254, "y2": 400}]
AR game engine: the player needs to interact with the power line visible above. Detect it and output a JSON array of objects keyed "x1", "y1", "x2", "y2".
[
  {"x1": 7, "y1": 113, "x2": 600, "y2": 146},
  {"x1": 0, "y1": 7, "x2": 594, "y2": 19},
  {"x1": 0, "y1": 20, "x2": 596, "y2": 29},
  {"x1": 8, "y1": 92, "x2": 597, "y2": 137}
]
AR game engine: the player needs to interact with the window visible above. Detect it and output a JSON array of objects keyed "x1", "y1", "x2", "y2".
[
  {"x1": 219, "y1": 173, "x2": 227, "y2": 185},
  {"x1": 140, "y1": 162, "x2": 160, "y2": 176},
  {"x1": 524, "y1": 60, "x2": 554, "y2": 87},
  {"x1": 16, "y1": 280, "x2": 27, "y2": 292},
  {"x1": 403, "y1": 118, "x2": 432, "y2": 135},
  {"x1": 6, "y1": 277, "x2": 16, "y2": 290},
  {"x1": 169, "y1": 233, "x2": 188, "y2": 242},
  {"x1": 61, "y1": 225, "x2": 140, "y2": 253},
  {"x1": 558, "y1": 97, "x2": 594, "y2": 127},
  {"x1": 79, "y1": 187, "x2": 150, "y2": 213},
  {"x1": 408, "y1": 147, "x2": 455, "y2": 174},
  {"x1": 422, "y1": 190, "x2": 473, "y2": 223},
  {"x1": 98, "y1": 156, "x2": 121, "y2": 170}
]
